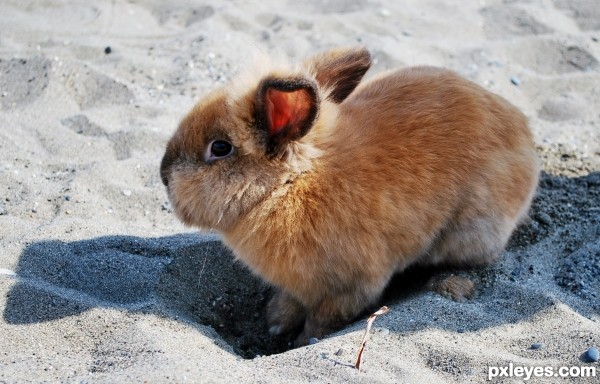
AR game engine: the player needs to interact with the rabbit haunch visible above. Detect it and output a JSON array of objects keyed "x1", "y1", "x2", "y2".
[{"x1": 160, "y1": 47, "x2": 539, "y2": 347}]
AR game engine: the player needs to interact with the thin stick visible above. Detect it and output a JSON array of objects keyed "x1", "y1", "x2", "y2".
[{"x1": 354, "y1": 306, "x2": 389, "y2": 370}]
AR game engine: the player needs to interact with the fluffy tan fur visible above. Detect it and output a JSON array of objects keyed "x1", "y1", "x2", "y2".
[{"x1": 160, "y1": 47, "x2": 539, "y2": 346}]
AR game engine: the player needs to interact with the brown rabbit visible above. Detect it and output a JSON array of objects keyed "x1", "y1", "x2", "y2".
[{"x1": 160, "y1": 47, "x2": 539, "y2": 347}]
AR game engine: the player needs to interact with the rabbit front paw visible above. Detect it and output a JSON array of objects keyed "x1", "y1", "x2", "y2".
[{"x1": 266, "y1": 290, "x2": 306, "y2": 336}]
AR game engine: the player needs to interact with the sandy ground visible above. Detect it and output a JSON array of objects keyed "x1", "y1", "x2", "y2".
[{"x1": 0, "y1": 0, "x2": 599, "y2": 383}]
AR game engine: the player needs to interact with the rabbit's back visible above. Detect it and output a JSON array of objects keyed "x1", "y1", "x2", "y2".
[{"x1": 322, "y1": 66, "x2": 539, "y2": 268}]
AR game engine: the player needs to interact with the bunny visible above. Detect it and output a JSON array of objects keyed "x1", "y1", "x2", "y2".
[{"x1": 160, "y1": 47, "x2": 539, "y2": 347}]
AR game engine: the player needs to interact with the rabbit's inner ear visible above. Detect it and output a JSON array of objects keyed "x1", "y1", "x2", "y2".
[
  {"x1": 266, "y1": 88, "x2": 313, "y2": 137},
  {"x1": 256, "y1": 77, "x2": 319, "y2": 154}
]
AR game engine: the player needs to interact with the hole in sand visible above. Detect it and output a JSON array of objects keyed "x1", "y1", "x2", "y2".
[{"x1": 156, "y1": 240, "x2": 292, "y2": 358}]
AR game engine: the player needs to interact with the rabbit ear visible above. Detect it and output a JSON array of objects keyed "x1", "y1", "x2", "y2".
[
  {"x1": 256, "y1": 77, "x2": 319, "y2": 154},
  {"x1": 305, "y1": 47, "x2": 371, "y2": 103}
]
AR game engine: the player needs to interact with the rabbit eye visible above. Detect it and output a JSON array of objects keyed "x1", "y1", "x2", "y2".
[{"x1": 207, "y1": 140, "x2": 234, "y2": 161}]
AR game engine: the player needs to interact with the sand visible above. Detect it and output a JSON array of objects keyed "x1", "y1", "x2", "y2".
[{"x1": 0, "y1": 0, "x2": 599, "y2": 383}]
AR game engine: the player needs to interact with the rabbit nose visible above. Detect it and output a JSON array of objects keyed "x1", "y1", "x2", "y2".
[
  {"x1": 160, "y1": 152, "x2": 174, "y2": 187},
  {"x1": 161, "y1": 169, "x2": 169, "y2": 187}
]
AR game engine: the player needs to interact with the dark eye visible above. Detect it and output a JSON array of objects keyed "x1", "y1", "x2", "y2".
[{"x1": 207, "y1": 140, "x2": 233, "y2": 160}]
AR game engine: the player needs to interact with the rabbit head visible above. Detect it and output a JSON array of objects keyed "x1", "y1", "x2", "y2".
[{"x1": 160, "y1": 47, "x2": 371, "y2": 231}]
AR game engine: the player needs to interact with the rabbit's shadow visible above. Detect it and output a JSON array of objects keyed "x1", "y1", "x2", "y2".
[{"x1": 3, "y1": 234, "x2": 289, "y2": 358}]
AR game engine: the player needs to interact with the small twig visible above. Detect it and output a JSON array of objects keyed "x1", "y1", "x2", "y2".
[
  {"x1": 65, "y1": 70, "x2": 75, "y2": 89},
  {"x1": 197, "y1": 252, "x2": 209, "y2": 284},
  {"x1": 354, "y1": 306, "x2": 389, "y2": 371}
]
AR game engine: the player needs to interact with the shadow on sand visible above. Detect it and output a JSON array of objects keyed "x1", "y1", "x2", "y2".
[{"x1": 4, "y1": 172, "x2": 599, "y2": 358}]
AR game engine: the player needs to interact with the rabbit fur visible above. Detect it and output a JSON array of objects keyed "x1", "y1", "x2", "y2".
[{"x1": 160, "y1": 47, "x2": 540, "y2": 346}]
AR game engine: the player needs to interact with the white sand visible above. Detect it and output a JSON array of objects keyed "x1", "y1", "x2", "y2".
[{"x1": 1, "y1": 1, "x2": 599, "y2": 382}]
